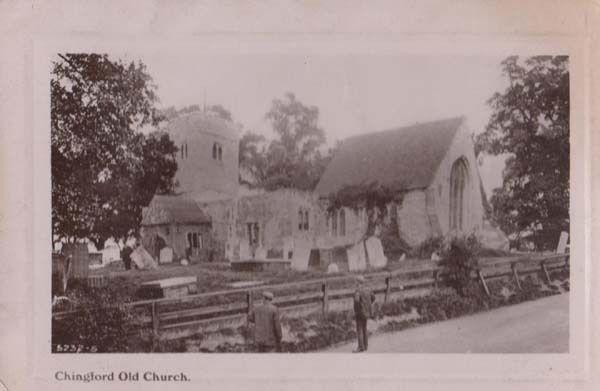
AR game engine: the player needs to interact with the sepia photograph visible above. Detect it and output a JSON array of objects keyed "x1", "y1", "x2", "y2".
[{"x1": 49, "y1": 51, "x2": 571, "y2": 355}]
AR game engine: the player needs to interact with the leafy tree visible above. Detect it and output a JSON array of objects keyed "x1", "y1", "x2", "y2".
[
  {"x1": 239, "y1": 93, "x2": 329, "y2": 190},
  {"x1": 51, "y1": 54, "x2": 177, "y2": 249},
  {"x1": 238, "y1": 131, "x2": 269, "y2": 185},
  {"x1": 476, "y1": 56, "x2": 569, "y2": 250}
]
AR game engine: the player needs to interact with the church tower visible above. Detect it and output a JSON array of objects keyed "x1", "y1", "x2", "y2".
[{"x1": 166, "y1": 111, "x2": 240, "y2": 200}]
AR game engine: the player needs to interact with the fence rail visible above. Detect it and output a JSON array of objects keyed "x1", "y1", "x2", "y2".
[{"x1": 53, "y1": 254, "x2": 569, "y2": 338}]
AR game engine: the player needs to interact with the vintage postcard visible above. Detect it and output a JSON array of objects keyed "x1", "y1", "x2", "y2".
[{"x1": 1, "y1": 1, "x2": 599, "y2": 391}]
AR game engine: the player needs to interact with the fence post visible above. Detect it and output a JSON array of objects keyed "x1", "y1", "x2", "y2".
[
  {"x1": 384, "y1": 275, "x2": 391, "y2": 303},
  {"x1": 540, "y1": 261, "x2": 551, "y2": 284},
  {"x1": 151, "y1": 301, "x2": 160, "y2": 339},
  {"x1": 322, "y1": 283, "x2": 329, "y2": 315},
  {"x1": 246, "y1": 290, "x2": 253, "y2": 315},
  {"x1": 477, "y1": 269, "x2": 490, "y2": 297},
  {"x1": 511, "y1": 262, "x2": 522, "y2": 291},
  {"x1": 433, "y1": 269, "x2": 439, "y2": 289}
]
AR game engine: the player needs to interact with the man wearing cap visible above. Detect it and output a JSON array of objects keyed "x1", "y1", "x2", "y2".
[
  {"x1": 247, "y1": 291, "x2": 283, "y2": 352},
  {"x1": 353, "y1": 275, "x2": 376, "y2": 352}
]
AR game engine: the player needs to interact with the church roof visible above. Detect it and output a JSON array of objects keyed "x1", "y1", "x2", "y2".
[
  {"x1": 315, "y1": 117, "x2": 464, "y2": 197},
  {"x1": 141, "y1": 194, "x2": 210, "y2": 226}
]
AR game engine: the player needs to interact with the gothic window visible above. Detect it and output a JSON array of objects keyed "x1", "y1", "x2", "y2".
[
  {"x1": 213, "y1": 142, "x2": 223, "y2": 161},
  {"x1": 298, "y1": 208, "x2": 310, "y2": 231},
  {"x1": 449, "y1": 158, "x2": 470, "y2": 230},
  {"x1": 181, "y1": 143, "x2": 188, "y2": 159},
  {"x1": 339, "y1": 208, "x2": 346, "y2": 236},
  {"x1": 331, "y1": 211, "x2": 338, "y2": 236},
  {"x1": 187, "y1": 232, "x2": 203, "y2": 256}
]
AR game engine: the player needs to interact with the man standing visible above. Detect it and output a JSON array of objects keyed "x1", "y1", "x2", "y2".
[
  {"x1": 353, "y1": 275, "x2": 376, "y2": 352},
  {"x1": 248, "y1": 291, "x2": 283, "y2": 352}
]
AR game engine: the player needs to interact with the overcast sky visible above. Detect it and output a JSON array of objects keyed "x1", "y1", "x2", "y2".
[{"x1": 138, "y1": 53, "x2": 509, "y2": 194}]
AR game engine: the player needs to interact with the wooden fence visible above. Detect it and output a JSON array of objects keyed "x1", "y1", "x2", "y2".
[{"x1": 53, "y1": 254, "x2": 569, "y2": 338}]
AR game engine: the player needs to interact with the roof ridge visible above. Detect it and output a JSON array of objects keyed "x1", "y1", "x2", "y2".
[{"x1": 343, "y1": 116, "x2": 464, "y2": 143}]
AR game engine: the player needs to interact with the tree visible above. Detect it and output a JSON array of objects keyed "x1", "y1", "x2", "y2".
[
  {"x1": 239, "y1": 93, "x2": 329, "y2": 190},
  {"x1": 51, "y1": 54, "x2": 177, "y2": 248},
  {"x1": 475, "y1": 56, "x2": 569, "y2": 250}
]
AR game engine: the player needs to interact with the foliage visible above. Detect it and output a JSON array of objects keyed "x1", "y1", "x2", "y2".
[
  {"x1": 409, "y1": 236, "x2": 444, "y2": 259},
  {"x1": 51, "y1": 53, "x2": 177, "y2": 248},
  {"x1": 326, "y1": 181, "x2": 405, "y2": 238},
  {"x1": 439, "y1": 235, "x2": 482, "y2": 298},
  {"x1": 239, "y1": 93, "x2": 331, "y2": 190},
  {"x1": 52, "y1": 285, "x2": 137, "y2": 352},
  {"x1": 475, "y1": 56, "x2": 569, "y2": 251}
]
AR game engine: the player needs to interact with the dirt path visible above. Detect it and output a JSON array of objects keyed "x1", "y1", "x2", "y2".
[{"x1": 327, "y1": 293, "x2": 569, "y2": 353}]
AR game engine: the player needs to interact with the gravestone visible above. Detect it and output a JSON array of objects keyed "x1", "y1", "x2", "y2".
[
  {"x1": 556, "y1": 231, "x2": 569, "y2": 254},
  {"x1": 131, "y1": 246, "x2": 158, "y2": 270},
  {"x1": 239, "y1": 241, "x2": 251, "y2": 260},
  {"x1": 139, "y1": 276, "x2": 198, "y2": 299},
  {"x1": 159, "y1": 246, "x2": 174, "y2": 264},
  {"x1": 347, "y1": 241, "x2": 367, "y2": 271},
  {"x1": 327, "y1": 263, "x2": 340, "y2": 274},
  {"x1": 291, "y1": 239, "x2": 311, "y2": 271},
  {"x1": 365, "y1": 236, "x2": 387, "y2": 268}
]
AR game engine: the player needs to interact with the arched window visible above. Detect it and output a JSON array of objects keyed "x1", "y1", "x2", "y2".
[
  {"x1": 213, "y1": 142, "x2": 223, "y2": 161},
  {"x1": 304, "y1": 210, "x2": 309, "y2": 230},
  {"x1": 181, "y1": 143, "x2": 188, "y2": 159},
  {"x1": 331, "y1": 211, "x2": 338, "y2": 236},
  {"x1": 298, "y1": 209, "x2": 303, "y2": 230},
  {"x1": 449, "y1": 158, "x2": 470, "y2": 230},
  {"x1": 339, "y1": 208, "x2": 346, "y2": 236}
]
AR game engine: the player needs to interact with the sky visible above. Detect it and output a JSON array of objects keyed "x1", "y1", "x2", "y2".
[{"x1": 136, "y1": 52, "x2": 509, "y2": 195}]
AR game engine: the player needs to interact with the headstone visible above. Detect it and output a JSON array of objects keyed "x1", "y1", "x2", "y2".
[
  {"x1": 61, "y1": 243, "x2": 89, "y2": 278},
  {"x1": 101, "y1": 245, "x2": 121, "y2": 265},
  {"x1": 239, "y1": 241, "x2": 251, "y2": 260},
  {"x1": 327, "y1": 263, "x2": 340, "y2": 274},
  {"x1": 347, "y1": 241, "x2": 367, "y2": 271},
  {"x1": 399, "y1": 253, "x2": 406, "y2": 262},
  {"x1": 254, "y1": 247, "x2": 267, "y2": 260},
  {"x1": 556, "y1": 231, "x2": 569, "y2": 254},
  {"x1": 130, "y1": 246, "x2": 158, "y2": 270},
  {"x1": 431, "y1": 251, "x2": 441, "y2": 261},
  {"x1": 159, "y1": 246, "x2": 174, "y2": 264},
  {"x1": 180, "y1": 258, "x2": 189, "y2": 266},
  {"x1": 365, "y1": 236, "x2": 387, "y2": 268},
  {"x1": 291, "y1": 239, "x2": 311, "y2": 271}
]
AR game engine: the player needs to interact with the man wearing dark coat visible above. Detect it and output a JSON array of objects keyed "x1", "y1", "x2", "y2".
[
  {"x1": 353, "y1": 275, "x2": 376, "y2": 352},
  {"x1": 248, "y1": 291, "x2": 283, "y2": 352}
]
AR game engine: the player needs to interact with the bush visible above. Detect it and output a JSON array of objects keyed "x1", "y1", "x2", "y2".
[
  {"x1": 439, "y1": 234, "x2": 483, "y2": 299},
  {"x1": 52, "y1": 286, "x2": 138, "y2": 352}
]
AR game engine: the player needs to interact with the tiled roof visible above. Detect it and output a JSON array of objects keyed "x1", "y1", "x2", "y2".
[
  {"x1": 141, "y1": 194, "x2": 210, "y2": 225},
  {"x1": 315, "y1": 117, "x2": 464, "y2": 196}
]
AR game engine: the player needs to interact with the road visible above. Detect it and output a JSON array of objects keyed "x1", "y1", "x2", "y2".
[{"x1": 328, "y1": 293, "x2": 569, "y2": 353}]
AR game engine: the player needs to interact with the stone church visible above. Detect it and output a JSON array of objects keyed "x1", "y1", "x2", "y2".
[{"x1": 141, "y1": 111, "x2": 506, "y2": 270}]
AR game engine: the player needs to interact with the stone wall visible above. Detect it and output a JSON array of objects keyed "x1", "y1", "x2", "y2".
[
  {"x1": 167, "y1": 112, "x2": 240, "y2": 198},
  {"x1": 231, "y1": 189, "x2": 321, "y2": 262},
  {"x1": 396, "y1": 190, "x2": 432, "y2": 246},
  {"x1": 140, "y1": 223, "x2": 213, "y2": 263},
  {"x1": 430, "y1": 123, "x2": 485, "y2": 235},
  {"x1": 199, "y1": 199, "x2": 236, "y2": 260}
]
